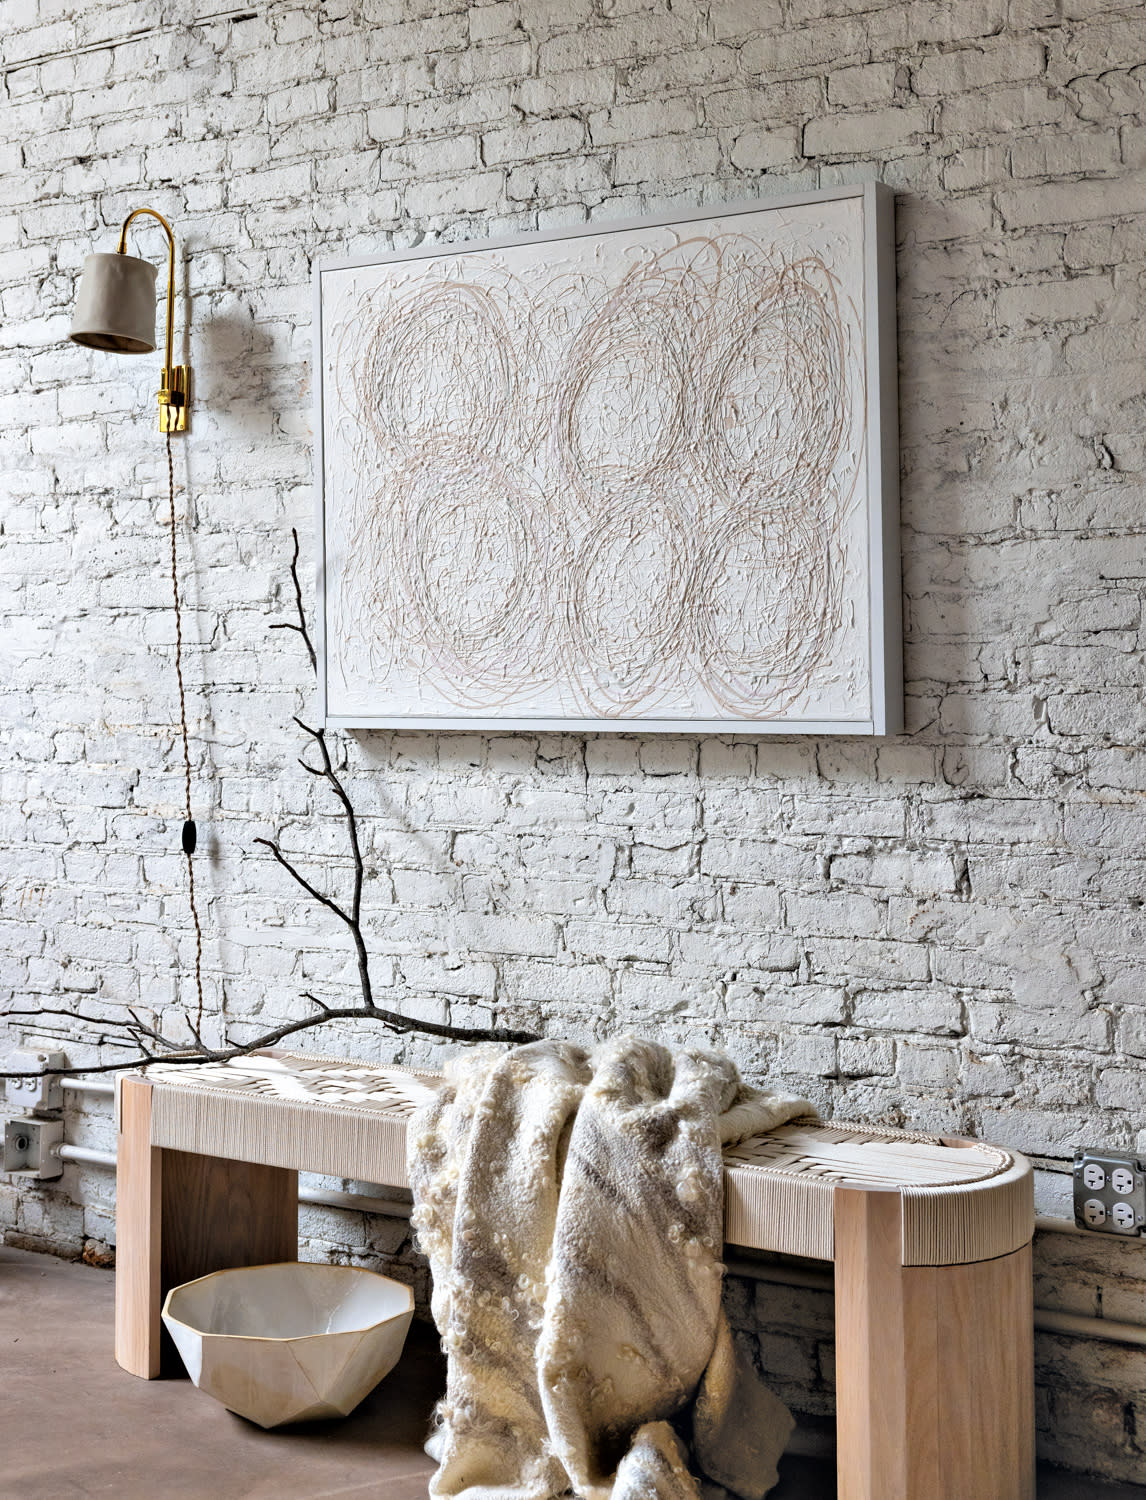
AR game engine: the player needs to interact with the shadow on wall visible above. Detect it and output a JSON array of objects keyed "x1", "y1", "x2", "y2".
[{"x1": 193, "y1": 306, "x2": 279, "y2": 431}]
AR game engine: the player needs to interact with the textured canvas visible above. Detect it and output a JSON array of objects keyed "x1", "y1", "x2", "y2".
[{"x1": 316, "y1": 186, "x2": 897, "y2": 732}]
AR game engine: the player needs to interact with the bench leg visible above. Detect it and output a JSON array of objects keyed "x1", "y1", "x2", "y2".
[
  {"x1": 115, "y1": 1076, "x2": 300, "y2": 1378},
  {"x1": 834, "y1": 1185, "x2": 1035, "y2": 1500},
  {"x1": 115, "y1": 1078, "x2": 164, "y2": 1378}
]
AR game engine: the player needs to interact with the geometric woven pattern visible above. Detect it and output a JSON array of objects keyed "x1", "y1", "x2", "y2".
[
  {"x1": 146, "y1": 1057, "x2": 1009, "y2": 1185},
  {"x1": 145, "y1": 1049, "x2": 439, "y2": 1116},
  {"x1": 724, "y1": 1121, "x2": 1013, "y2": 1190}
]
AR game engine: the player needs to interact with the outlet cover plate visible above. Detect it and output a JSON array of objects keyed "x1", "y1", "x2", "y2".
[
  {"x1": 1073, "y1": 1148, "x2": 1146, "y2": 1236},
  {"x1": 3, "y1": 1116, "x2": 63, "y2": 1179},
  {"x1": 5, "y1": 1050, "x2": 66, "y2": 1115}
]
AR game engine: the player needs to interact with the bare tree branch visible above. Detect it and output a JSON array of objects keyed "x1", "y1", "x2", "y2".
[
  {"x1": 5, "y1": 1008, "x2": 157, "y2": 1037},
  {"x1": 253, "y1": 836, "x2": 353, "y2": 928},
  {"x1": 1, "y1": 529, "x2": 542, "y2": 1083},
  {"x1": 0, "y1": 1000, "x2": 539, "y2": 1079},
  {"x1": 291, "y1": 717, "x2": 372, "y2": 994},
  {"x1": 267, "y1": 526, "x2": 317, "y2": 671}
]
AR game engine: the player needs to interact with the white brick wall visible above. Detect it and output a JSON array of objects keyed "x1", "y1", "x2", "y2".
[{"x1": 2, "y1": 0, "x2": 1145, "y2": 1480}]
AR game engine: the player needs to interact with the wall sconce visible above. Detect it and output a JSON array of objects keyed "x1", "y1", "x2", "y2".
[
  {"x1": 69, "y1": 207, "x2": 190, "y2": 433},
  {"x1": 68, "y1": 206, "x2": 204, "y2": 1026}
]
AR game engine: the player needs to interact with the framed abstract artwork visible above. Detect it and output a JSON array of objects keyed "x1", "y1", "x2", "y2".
[{"x1": 313, "y1": 181, "x2": 900, "y2": 734}]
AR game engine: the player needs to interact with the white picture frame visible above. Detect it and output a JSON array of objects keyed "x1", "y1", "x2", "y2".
[{"x1": 313, "y1": 181, "x2": 900, "y2": 735}]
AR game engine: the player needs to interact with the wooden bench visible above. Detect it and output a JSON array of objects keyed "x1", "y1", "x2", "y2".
[{"x1": 115, "y1": 1049, "x2": 1036, "y2": 1500}]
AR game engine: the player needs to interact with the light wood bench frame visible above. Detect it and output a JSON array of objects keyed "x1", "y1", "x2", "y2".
[{"x1": 115, "y1": 1058, "x2": 1036, "y2": 1500}]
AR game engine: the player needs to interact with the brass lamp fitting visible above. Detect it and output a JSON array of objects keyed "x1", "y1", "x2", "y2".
[{"x1": 70, "y1": 206, "x2": 191, "y2": 434}]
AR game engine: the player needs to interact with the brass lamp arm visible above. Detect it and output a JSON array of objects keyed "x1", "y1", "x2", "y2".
[{"x1": 116, "y1": 206, "x2": 189, "y2": 433}]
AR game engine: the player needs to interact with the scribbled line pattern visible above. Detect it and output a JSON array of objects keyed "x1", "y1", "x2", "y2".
[{"x1": 329, "y1": 230, "x2": 866, "y2": 721}]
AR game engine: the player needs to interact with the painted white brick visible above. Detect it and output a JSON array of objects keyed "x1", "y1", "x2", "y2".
[
  {"x1": 588, "y1": 99, "x2": 698, "y2": 147},
  {"x1": 804, "y1": 105, "x2": 929, "y2": 156},
  {"x1": 997, "y1": 275, "x2": 1109, "y2": 328},
  {"x1": 838, "y1": 1036, "x2": 895, "y2": 1077},
  {"x1": 565, "y1": 920, "x2": 671, "y2": 963},
  {"x1": 451, "y1": 912, "x2": 560, "y2": 957},
  {"x1": 827, "y1": 61, "x2": 898, "y2": 106},
  {"x1": 729, "y1": 125, "x2": 800, "y2": 171},
  {"x1": 483, "y1": 116, "x2": 585, "y2": 165},
  {"x1": 999, "y1": 172, "x2": 1146, "y2": 228},
  {"x1": 612, "y1": 134, "x2": 721, "y2": 185},
  {"x1": 507, "y1": 156, "x2": 612, "y2": 201},
  {"x1": 780, "y1": 1031, "x2": 837, "y2": 1077},
  {"x1": 912, "y1": 39, "x2": 1046, "y2": 96},
  {"x1": 404, "y1": 169, "x2": 504, "y2": 218}
]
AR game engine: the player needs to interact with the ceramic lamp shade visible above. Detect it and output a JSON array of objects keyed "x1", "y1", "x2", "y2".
[{"x1": 70, "y1": 251, "x2": 158, "y2": 354}]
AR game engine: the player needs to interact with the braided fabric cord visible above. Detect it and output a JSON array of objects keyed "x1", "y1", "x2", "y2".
[{"x1": 165, "y1": 430, "x2": 204, "y2": 1031}]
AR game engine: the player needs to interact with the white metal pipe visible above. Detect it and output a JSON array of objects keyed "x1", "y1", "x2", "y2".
[
  {"x1": 61, "y1": 1080, "x2": 116, "y2": 1100},
  {"x1": 58, "y1": 1144, "x2": 117, "y2": 1168},
  {"x1": 726, "y1": 1256, "x2": 1146, "y2": 1350},
  {"x1": 725, "y1": 1256, "x2": 832, "y2": 1291},
  {"x1": 298, "y1": 1186, "x2": 413, "y2": 1220},
  {"x1": 53, "y1": 1146, "x2": 415, "y2": 1220},
  {"x1": 1035, "y1": 1214, "x2": 1087, "y2": 1238},
  {"x1": 1033, "y1": 1307, "x2": 1146, "y2": 1350}
]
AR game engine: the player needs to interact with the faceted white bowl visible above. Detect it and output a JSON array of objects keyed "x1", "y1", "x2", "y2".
[{"x1": 161, "y1": 1261, "x2": 414, "y2": 1429}]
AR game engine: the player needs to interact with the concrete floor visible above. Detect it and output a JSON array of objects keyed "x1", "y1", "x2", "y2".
[
  {"x1": 1, "y1": 1244, "x2": 440, "y2": 1500},
  {"x1": 0, "y1": 1245, "x2": 837, "y2": 1500},
  {"x1": 2, "y1": 1244, "x2": 1142, "y2": 1500}
]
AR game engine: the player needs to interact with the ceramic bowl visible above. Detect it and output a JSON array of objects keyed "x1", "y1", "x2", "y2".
[{"x1": 161, "y1": 1261, "x2": 414, "y2": 1428}]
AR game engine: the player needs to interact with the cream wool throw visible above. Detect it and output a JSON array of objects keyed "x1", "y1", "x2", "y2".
[{"x1": 407, "y1": 1036, "x2": 814, "y2": 1500}]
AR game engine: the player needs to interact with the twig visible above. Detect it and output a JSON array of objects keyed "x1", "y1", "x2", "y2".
[
  {"x1": 252, "y1": 532, "x2": 539, "y2": 1050},
  {"x1": 254, "y1": 836, "x2": 352, "y2": 927},
  {"x1": 0, "y1": 1000, "x2": 537, "y2": 1079},
  {"x1": 268, "y1": 527, "x2": 317, "y2": 671},
  {"x1": 1, "y1": 527, "x2": 543, "y2": 1085}
]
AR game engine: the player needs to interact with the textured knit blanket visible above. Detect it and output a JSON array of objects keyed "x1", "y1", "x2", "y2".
[{"x1": 408, "y1": 1036, "x2": 814, "y2": 1500}]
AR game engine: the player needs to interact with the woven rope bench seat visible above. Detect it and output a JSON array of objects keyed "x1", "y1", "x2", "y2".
[
  {"x1": 122, "y1": 1047, "x2": 1033, "y2": 1268},
  {"x1": 114, "y1": 1047, "x2": 1036, "y2": 1497}
]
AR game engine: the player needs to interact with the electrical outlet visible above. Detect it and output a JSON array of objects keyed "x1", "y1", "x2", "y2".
[
  {"x1": 4, "y1": 1050, "x2": 66, "y2": 1116},
  {"x1": 3, "y1": 1116, "x2": 63, "y2": 1179},
  {"x1": 1074, "y1": 1148, "x2": 1146, "y2": 1237}
]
